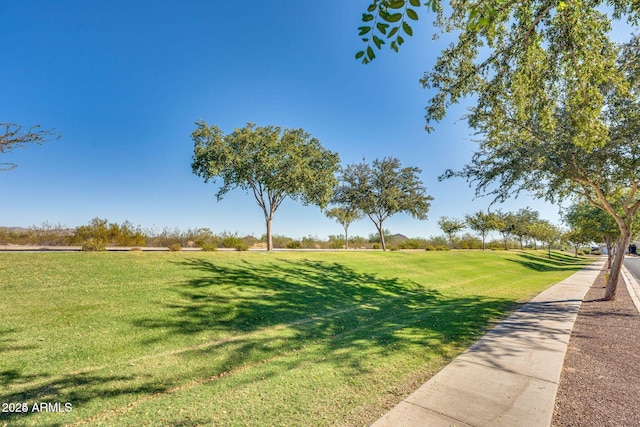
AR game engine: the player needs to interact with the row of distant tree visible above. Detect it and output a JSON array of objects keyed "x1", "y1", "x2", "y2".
[{"x1": 2, "y1": 201, "x2": 618, "y2": 254}]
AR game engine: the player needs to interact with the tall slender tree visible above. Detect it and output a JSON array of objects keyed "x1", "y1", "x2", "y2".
[
  {"x1": 465, "y1": 210, "x2": 498, "y2": 251},
  {"x1": 437, "y1": 216, "x2": 465, "y2": 249},
  {"x1": 325, "y1": 206, "x2": 362, "y2": 250}
]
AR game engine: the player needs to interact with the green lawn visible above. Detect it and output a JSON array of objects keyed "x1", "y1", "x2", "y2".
[{"x1": 0, "y1": 250, "x2": 592, "y2": 426}]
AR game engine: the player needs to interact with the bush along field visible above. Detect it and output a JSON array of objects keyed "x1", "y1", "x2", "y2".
[{"x1": 0, "y1": 250, "x2": 592, "y2": 426}]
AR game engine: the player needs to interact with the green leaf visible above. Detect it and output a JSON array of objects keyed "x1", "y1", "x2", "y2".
[
  {"x1": 355, "y1": 51, "x2": 365, "y2": 60},
  {"x1": 406, "y1": 8, "x2": 419, "y2": 20},
  {"x1": 402, "y1": 21, "x2": 413, "y2": 36},
  {"x1": 373, "y1": 35, "x2": 385, "y2": 49},
  {"x1": 362, "y1": 13, "x2": 374, "y2": 22},
  {"x1": 367, "y1": 46, "x2": 376, "y2": 60},
  {"x1": 376, "y1": 22, "x2": 389, "y2": 35},
  {"x1": 409, "y1": 0, "x2": 420, "y2": 6},
  {"x1": 385, "y1": 13, "x2": 402, "y2": 22},
  {"x1": 367, "y1": 3, "x2": 377, "y2": 12},
  {"x1": 359, "y1": 26, "x2": 372, "y2": 36},
  {"x1": 397, "y1": 35, "x2": 404, "y2": 46},
  {"x1": 388, "y1": 26, "x2": 399, "y2": 38},
  {"x1": 388, "y1": 0, "x2": 405, "y2": 9}
]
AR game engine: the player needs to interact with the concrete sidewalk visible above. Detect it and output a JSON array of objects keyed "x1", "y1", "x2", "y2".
[{"x1": 372, "y1": 258, "x2": 605, "y2": 427}]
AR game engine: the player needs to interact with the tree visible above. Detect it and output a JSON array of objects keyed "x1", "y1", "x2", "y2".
[
  {"x1": 389, "y1": 3, "x2": 638, "y2": 300},
  {"x1": 465, "y1": 210, "x2": 497, "y2": 251},
  {"x1": 333, "y1": 157, "x2": 432, "y2": 251},
  {"x1": 325, "y1": 206, "x2": 362, "y2": 250},
  {"x1": 357, "y1": 2, "x2": 639, "y2": 299},
  {"x1": 530, "y1": 220, "x2": 564, "y2": 259},
  {"x1": 564, "y1": 228, "x2": 592, "y2": 258},
  {"x1": 1, "y1": 123, "x2": 59, "y2": 171},
  {"x1": 493, "y1": 210, "x2": 517, "y2": 251},
  {"x1": 191, "y1": 121, "x2": 340, "y2": 251},
  {"x1": 437, "y1": 216, "x2": 465, "y2": 249},
  {"x1": 563, "y1": 199, "x2": 640, "y2": 268},
  {"x1": 512, "y1": 207, "x2": 540, "y2": 250}
]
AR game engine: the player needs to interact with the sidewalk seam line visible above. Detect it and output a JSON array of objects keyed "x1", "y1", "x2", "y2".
[
  {"x1": 401, "y1": 399, "x2": 473, "y2": 427},
  {"x1": 454, "y1": 356, "x2": 559, "y2": 385}
]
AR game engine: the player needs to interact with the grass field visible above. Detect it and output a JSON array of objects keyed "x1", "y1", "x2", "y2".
[{"x1": 0, "y1": 250, "x2": 592, "y2": 426}]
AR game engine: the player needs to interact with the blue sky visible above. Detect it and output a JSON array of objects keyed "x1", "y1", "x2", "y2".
[{"x1": 1, "y1": 1, "x2": 624, "y2": 240}]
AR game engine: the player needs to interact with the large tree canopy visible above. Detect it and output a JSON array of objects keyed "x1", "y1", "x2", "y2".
[
  {"x1": 437, "y1": 31, "x2": 640, "y2": 299},
  {"x1": 358, "y1": 1, "x2": 639, "y2": 300},
  {"x1": 1, "y1": 122, "x2": 59, "y2": 171},
  {"x1": 191, "y1": 120, "x2": 340, "y2": 251}
]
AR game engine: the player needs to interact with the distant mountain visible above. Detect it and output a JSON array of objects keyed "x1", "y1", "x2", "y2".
[
  {"x1": 388, "y1": 233, "x2": 409, "y2": 241},
  {"x1": 0, "y1": 226, "x2": 75, "y2": 234},
  {"x1": 0, "y1": 226, "x2": 30, "y2": 232}
]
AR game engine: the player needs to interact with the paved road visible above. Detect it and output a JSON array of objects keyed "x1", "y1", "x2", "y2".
[{"x1": 624, "y1": 256, "x2": 640, "y2": 282}]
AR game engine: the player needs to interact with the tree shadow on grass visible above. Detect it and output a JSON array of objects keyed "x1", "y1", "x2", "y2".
[
  {"x1": 1, "y1": 256, "x2": 566, "y2": 426},
  {"x1": 506, "y1": 251, "x2": 590, "y2": 272},
  {"x1": 0, "y1": 371, "x2": 167, "y2": 426},
  {"x1": 0, "y1": 327, "x2": 38, "y2": 353},
  {"x1": 133, "y1": 257, "x2": 524, "y2": 380}
]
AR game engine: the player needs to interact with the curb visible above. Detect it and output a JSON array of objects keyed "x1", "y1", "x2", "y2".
[{"x1": 621, "y1": 265, "x2": 640, "y2": 314}]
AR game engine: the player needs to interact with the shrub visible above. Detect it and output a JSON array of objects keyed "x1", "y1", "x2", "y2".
[
  {"x1": 82, "y1": 238, "x2": 106, "y2": 252},
  {"x1": 425, "y1": 245, "x2": 436, "y2": 251},
  {"x1": 286, "y1": 240, "x2": 302, "y2": 249},
  {"x1": 234, "y1": 243, "x2": 248, "y2": 251},
  {"x1": 372, "y1": 243, "x2": 380, "y2": 250},
  {"x1": 389, "y1": 246, "x2": 400, "y2": 251},
  {"x1": 399, "y1": 239, "x2": 420, "y2": 249},
  {"x1": 168, "y1": 243, "x2": 182, "y2": 252},
  {"x1": 269, "y1": 234, "x2": 295, "y2": 249},
  {"x1": 220, "y1": 232, "x2": 243, "y2": 249},
  {"x1": 200, "y1": 243, "x2": 218, "y2": 252},
  {"x1": 577, "y1": 250, "x2": 585, "y2": 256},
  {"x1": 436, "y1": 246, "x2": 449, "y2": 251},
  {"x1": 348, "y1": 235, "x2": 367, "y2": 246},
  {"x1": 328, "y1": 240, "x2": 345, "y2": 250}
]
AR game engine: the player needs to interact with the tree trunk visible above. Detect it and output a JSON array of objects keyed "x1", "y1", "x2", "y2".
[
  {"x1": 547, "y1": 243, "x2": 551, "y2": 259},
  {"x1": 604, "y1": 230, "x2": 631, "y2": 301},
  {"x1": 520, "y1": 237, "x2": 524, "y2": 250},
  {"x1": 378, "y1": 224, "x2": 386, "y2": 251},
  {"x1": 606, "y1": 235, "x2": 613, "y2": 270},
  {"x1": 344, "y1": 226, "x2": 349, "y2": 250},
  {"x1": 265, "y1": 217, "x2": 273, "y2": 251},
  {"x1": 482, "y1": 232, "x2": 486, "y2": 251}
]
